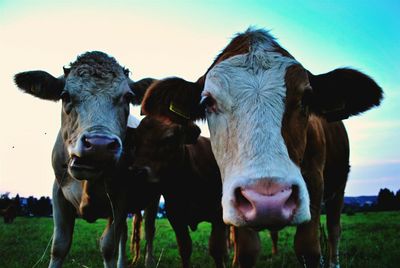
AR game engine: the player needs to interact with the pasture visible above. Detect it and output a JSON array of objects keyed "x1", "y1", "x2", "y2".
[{"x1": 0, "y1": 211, "x2": 399, "y2": 268}]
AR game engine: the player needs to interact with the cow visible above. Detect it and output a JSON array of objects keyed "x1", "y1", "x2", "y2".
[
  {"x1": 128, "y1": 116, "x2": 230, "y2": 268},
  {"x1": 0, "y1": 203, "x2": 17, "y2": 223},
  {"x1": 133, "y1": 28, "x2": 383, "y2": 267},
  {"x1": 14, "y1": 51, "x2": 156, "y2": 268}
]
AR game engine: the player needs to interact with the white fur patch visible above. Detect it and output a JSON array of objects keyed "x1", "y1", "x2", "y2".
[
  {"x1": 127, "y1": 114, "x2": 141, "y2": 128},
  {"x1": 203, "y1": 33, "x2": 311, "y2": 227}
]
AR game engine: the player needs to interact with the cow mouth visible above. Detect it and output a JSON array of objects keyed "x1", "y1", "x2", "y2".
[{"x1": 68, "y1": 155, "x2": 103, "y2": 179}]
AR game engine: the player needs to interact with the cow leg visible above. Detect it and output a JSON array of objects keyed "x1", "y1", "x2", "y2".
[
  {"x1": 270, "y1": 230, "x2": 279, "y2": 255},
  {"x1": 49, "y1": 181, "x2": 76, "y2": 268},
  {"x1": 101, "y1": 217, "x2": 122, "y2": 268},
  {"x1": 117, "y1": 220, "x2": 128, "y2": 268},
  {"x1": 168, "y1": 216, "x2": 192, "y2": 268},
  {"x1": 101, "y1": 218, "x2": 118, "y2": 267},
  {"x1": 130, "y1": 213, "x2": 143, "y2": 266},
  {"x1": 234, "y1": 227, "x2": 260, "y2": 268},
  {"x1": 294, "y1": 173, "x2": 324, "y2": 268},
  {"x1": 144, "y1": 197, "x2": 159, "y2": 267},
  {"x1": 100, "y1": 213, "x2": 126, "y2": 268},
  {"x1": 209, "y1": 221, "x2": 228, "y2": 268},
  {"x1": 325, "y1": 190, "x2": 345, "y2": 268}
]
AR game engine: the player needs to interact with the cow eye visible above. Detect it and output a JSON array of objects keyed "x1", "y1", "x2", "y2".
[
  {"x1": 61, "y1": 91, "x2": 73, "y2": 114},
  {"x1": 123, "y1": 92, "x2": 135, "y2": 103},
  {"x1": 60, "y1": 91, "x2": 71, "y2": 103},
  {"x1": 200, "y1": 94, "x2": 217, "y2": 113}
]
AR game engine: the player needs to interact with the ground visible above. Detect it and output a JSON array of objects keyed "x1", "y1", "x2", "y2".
[{"x1": 0, "y1": 211, "x2": 399, "y2": 267}]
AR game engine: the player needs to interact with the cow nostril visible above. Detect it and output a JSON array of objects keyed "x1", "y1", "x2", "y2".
[
  {"x1": 107, "y1": 139, "x2": 120, "y2": 151},
  {"x1": 234, "y1": 187, "x2": 253, "y2": 213}
]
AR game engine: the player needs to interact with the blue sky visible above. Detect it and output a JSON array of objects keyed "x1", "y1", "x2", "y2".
[{"x1": 0, "y1": 0, "x2": 399, "y2": 197}]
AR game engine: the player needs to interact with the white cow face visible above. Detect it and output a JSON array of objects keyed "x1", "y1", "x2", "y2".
[
  {"x1": 202, "y1": 50, "x2": 311, "y2": 229},
  {"x1": 138, "y1": 29, "x2": 382, "y2": 230}
]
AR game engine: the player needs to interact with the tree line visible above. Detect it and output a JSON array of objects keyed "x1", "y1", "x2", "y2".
[
  {"x1": 0, "y1": 193, "x2": 52, "y2": 217},
  {"x1": 340, "y1": 188, "x2": 400, "y2": 215},
  {"x1": 1, "y1": 188, "x2": 399, "y2": 219}
]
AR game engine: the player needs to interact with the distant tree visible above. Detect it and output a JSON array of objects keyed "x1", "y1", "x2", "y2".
[
  {"x1": 1, "y1": 192, "x2": 10, "y2": 200},
  {"x1": 27, "y1": 196, "x2": 37, "y2": 216},
  {"x1": 376, "y1": 188, "x2": 396, "y2": 211},
  {"x1": 395, "y1": 190, "x2": 400, "y2": 210},
  {"x1": 38, "y1": 197, "x2": 52, "y2": 216},
  {"x1": 0, "y1": 192, "x2": 11, "y2": 210},
  {"x1": 13, "y1": 194, "x2": 22, "y2": 215}
]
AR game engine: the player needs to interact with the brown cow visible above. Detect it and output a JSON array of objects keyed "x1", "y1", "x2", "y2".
[
  {"x1": 134, "y1": 28, "x2": 383, "y2": 267},
  {"x1": 128, "y1": 116, "x2": 229, "y2": 268},
  {"x1": 14, "y1": 52, "x2": 155, "y2": 268},
  {"x1": 0, "y1": 203, "x2": 17, "y2": 223}
]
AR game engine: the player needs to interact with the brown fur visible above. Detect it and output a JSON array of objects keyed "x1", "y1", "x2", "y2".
[
  {"x1": 281, "y1": 64, "x2": 354, "y2": 266},
  {"x1": 131, "y1": 116, "x2": 228, "y2": 268}
]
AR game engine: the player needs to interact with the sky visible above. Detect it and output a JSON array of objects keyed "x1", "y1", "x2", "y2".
[{"x1": 0, "y1": 0, "x2": 399, "y2": 197}]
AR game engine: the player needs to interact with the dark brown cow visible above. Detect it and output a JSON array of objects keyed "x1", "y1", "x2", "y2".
[
  {"x1": 0, "y1": 203, "x2": 17, "y2": 223},
  {"x1": 128, "y1": 116, "x2": 230, "y2": 268},
  {"x1": 14, "y1": 52, "x2": 155, "y2": 268},
  {"x1": 134, "y1": 28, "x2": 383, "y2": 267}
]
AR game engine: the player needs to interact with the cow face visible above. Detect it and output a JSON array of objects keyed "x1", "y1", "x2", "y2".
[
  {"x1": 202, "y1": 52, "x2": 314, "y2": 229},
  {"x1": 14, "y1": 51, "x2": 152, "y2": 181},
  {"x1": 129, "y1": 116, "x2": 200, "y2": 182},
  {"x1": 200, "y1": 31, "x2": 382, "y2": 229},
  {"x1": 140, "y1": 29, "x2": 383, "y2": 229}
]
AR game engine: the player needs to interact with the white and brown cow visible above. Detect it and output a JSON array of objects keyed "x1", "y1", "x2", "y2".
[
  {"x1": 14, "y1": 52, "x2": 155, "y2": 268},
  {"x1": 136, "y1": 28, "x2": 383, "y2": 267}
]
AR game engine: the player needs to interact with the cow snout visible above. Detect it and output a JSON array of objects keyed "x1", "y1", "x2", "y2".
[
  {"x1": 132, "y1": 166, "x2": 159, "y2": 183},
  {"x1": 68, "y1": 133, "x2": 123, "y2": 180},
  {"x1": 232, "y1": 180, "x2": 299, "y2": 230},
  {"x1": 80, "y1": 134, "x2": 122, "y2": 154}
]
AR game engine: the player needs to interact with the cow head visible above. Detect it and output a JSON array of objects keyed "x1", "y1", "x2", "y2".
[
  {"x1": 142, "y1": 29, "x2": 383, "y2": 229},
  {"x1": 14, "y1": 51, "x2": 154, "y2": 181},
  {"x1": 128, "y1": 115, "x2": 201, "y2": 182}
]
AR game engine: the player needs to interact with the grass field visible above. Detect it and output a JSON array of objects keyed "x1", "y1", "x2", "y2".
[{"x1": 0, "y1": 211, "x2": 399, "y2": 267}]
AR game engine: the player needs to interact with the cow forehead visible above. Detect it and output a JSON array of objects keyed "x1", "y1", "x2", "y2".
[
  {"x1": 204, "y1": 51, "x2": 299, "y2": 102},
  {"x1": 65, "y1": 74, "x2": 129, "y2": 96}
]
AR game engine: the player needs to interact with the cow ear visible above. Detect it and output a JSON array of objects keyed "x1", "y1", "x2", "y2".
[
  {"x1": 307, "y1": 68, "x2": 383, "y2": 122},
  {"x1": 184, "y1": 123, "x2": 201, "y2": 144},
  {"x1": 14, "y1": 71, "x2": 65, "y2": 101},
  {"x1": 141, "y1": 77, "x2": 204, "y2": 122},
  {"x1": 128, "y1": 78, "x2": 156, "y2": 105}
]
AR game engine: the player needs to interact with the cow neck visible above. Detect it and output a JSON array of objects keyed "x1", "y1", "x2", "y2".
[{"x1": 79, "y1": 178, "x2": 111, "y2": 221}]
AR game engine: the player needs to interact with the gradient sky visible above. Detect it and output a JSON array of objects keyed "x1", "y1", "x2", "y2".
[{"x1": 0, "y1": 0, "x2": 399, "y2": 197}]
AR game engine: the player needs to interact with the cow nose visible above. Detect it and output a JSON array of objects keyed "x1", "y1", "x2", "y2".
[
  {"x1": 133, "y1": 166, "x2": 159, "y2": 183},
  {"x1": 81, "y1": 134, "x2": 122, "y2": 154},
  {"x1": 233, "y1": 180, "x2": 298, "y2": 229}
]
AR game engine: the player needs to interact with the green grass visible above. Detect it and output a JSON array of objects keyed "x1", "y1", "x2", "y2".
[{"x1": 0, "y1": 212, "x2": 399, "y2": 267}]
